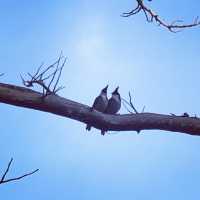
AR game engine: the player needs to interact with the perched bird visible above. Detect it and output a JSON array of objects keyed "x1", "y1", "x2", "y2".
[
  {"x1": 86, "y1": 85, "x2": 109, "y2": 131},
  {"x1": 101, "y1": 86, "x2": 121, "y2": 135},
  {"x1": 105, "y1": 86, "x2": 121, "y2": 114}
]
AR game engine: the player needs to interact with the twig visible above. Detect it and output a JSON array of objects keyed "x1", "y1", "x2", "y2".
[
  {"x1": 53, "y1": 58, "x2": 66, "y2": 93},
  {"x1": 0, "y1": 158, "x2": 39, "y2": 185},
  {"x1": 0, "y1": 158, "x2": 13, "y2": 182},
  {"x1": 122, "y1": 0, "x2": 200, "y2": 32},
  {"x1": 128, "y1": 92, "x2": 138, "y2": 113},
  {"x1": 122, "y1": 101, "x2": 134, "y2": 114},
  {"x1": 141, "y1": 105, "x2": 145, "y2": 113},
  {"x1": 21, "y1": 54, "x2": 66, "y2": 97},
  {"x1": 122, "y1": 92, "x2": 139, "y2": 114}
]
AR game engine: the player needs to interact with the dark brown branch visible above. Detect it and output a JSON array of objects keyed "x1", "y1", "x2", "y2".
[
  {"x1": 0, "y1": 158, "x2": 39, "y2": 185},
  {"x1": 122, "y1": 0, "x2": 200, "y2": 32},
  {"x1": 0, "y1": 82, "x2": 200, "y2": 136}
]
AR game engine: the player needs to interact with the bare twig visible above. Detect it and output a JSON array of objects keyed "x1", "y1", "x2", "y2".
[
  {"x1": 122, "y1": 92, "x2": 139, "y2": 114},
  {"x1": 21, "y1": 54, "x2": 66, "y2": 97},
  {"x1": 122, "y1": 100, "x2": 134, "y2": 114},
  {"x1": 0, "y1": 158, "x2": 13, "y2": 183},
  {"x1": 141, "y1": 105, "x2": 145, "y2": 113},
  {"x1": 53, "y1": 58, "x2": 66, "y2": 93},
  {"x1": 128, "y1": 92, "x2": 139, "y2": 113},
  {"x1": 0, "y1": 158, "x2": 39, "y2": 185},
  {"x1": 122, "y1": 0, "x2": 200, "y2": 32}
]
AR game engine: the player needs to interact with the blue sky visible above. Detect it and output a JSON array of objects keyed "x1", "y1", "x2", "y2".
[{"x1": 0, "y1": 0, "x2": 200, "y2": 199}]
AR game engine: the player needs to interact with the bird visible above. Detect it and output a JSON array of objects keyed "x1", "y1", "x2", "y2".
[
  {"x1": 105, "y1": 86, "x2": 121, "y2": 114},
  {"x1": 101, "y1": 86, "x2": 121, "y2": 135},
  {"x1": 86, "y1": 85, "x2": 109, "y2": 131}
]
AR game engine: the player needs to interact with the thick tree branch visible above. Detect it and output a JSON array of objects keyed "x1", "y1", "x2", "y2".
[
  {"x1": 0, "y1": 83, "x2": 200, "y2": 135},
  {"x1": 0, "y1": 158, "x2": 39, "y2": 185}
]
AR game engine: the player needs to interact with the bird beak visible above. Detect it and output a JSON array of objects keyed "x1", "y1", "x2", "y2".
[
  {"x1": 102, "y1": 85, "x2": 108, "y2": 93},
  {"x1": 104, "y1": 85, "x2": 108, "y2": 91},
  {"x1": 112, "y1": 86, "x2": 119, "y2": 94},
  {"x1": 115, "y1": 86, "x2": 119, "y2": 92}
]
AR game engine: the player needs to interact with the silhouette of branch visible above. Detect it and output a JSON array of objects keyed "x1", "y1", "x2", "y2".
[
  {"x1": 21, "y1": 53, "x2": 66, "y2": 97},
  {"x1": 0, "y1": 82, "x2": 200, "y2": 135},
  {"x1": 0, "y1": 158, "x2": 39, "y2": 185},
  {"x1": 122, "y1": 0, "x2": 200, "y2": 32}
]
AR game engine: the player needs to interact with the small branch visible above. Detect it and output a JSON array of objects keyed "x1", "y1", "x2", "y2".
[
  {"x1": 0, "y1": 158, "x2": 13, "y2": 183},
  {"x1": 122, "y1": 0, "x2": 200, "y2": 32},
  {"x1": 21, "y1": 54, "x2": 66, "y2": 97},
  {"x1": 0, "y1": 158, "x2": 39, "y2": 185},
  {"x1": 141, "y1": 105, "x2": 145, "y2": 113},
  {"x1": 122, "y1": 92, "x2": 139, "y2": 114}
]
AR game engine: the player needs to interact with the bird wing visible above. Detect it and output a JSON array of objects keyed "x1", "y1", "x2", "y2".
[
  {"x1": 92, "y1": 96, "x2": 101, "y2": 108},
  {"x1": 105, "y1": 97, "x2": 121, "y2": 114},
  {"x1": 92, "y1": 95, "x2": 107, "y2": 112},
  {"x1": 105, "y1": 98, "x2": 115, "y2": 114}
]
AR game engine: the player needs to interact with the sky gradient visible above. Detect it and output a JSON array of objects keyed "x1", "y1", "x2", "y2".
[{"x1": 1, "y1": 1, "x2": 200, "y2": 199}]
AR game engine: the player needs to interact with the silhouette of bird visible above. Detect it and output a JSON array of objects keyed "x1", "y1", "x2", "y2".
[
  {"x1": 105, "y1": 86, "x2": 121, "y2": 114},
  {"x1": 86, "y1": 85, "x2": 108, "y2": 131},
  {"x1": 101, "y1": 86, "x2": 121, "y2": 135}
]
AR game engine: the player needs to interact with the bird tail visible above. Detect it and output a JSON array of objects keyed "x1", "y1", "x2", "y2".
[{"x1": 86, "y1": 124, "x2": 92, "y2": 131}]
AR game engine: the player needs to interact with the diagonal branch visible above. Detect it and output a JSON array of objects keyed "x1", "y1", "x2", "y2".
[
  {"x1": 0, "y1": 83, "x2": 200, "y2": 136},
  {"x1": 0, "y1": 158, "x2": 13, "y2": 183},
  {"x1": 122, "y1": 0, "x2": 200, "y2": 32},
  {"x1": 0, "y1": 158, "x2": 39, "y2": 185}
]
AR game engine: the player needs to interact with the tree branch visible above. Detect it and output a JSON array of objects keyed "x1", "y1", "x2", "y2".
[
  {"x1": 0, "y1": 158, "x2": 39, "y2": 185},
  {"x1": 122, "y1": 92, "x2": 139, "y2": 114},
  {"x1": 21, "y1": 54, "x2": 66, "y2": 97},
  {"x1": 0, "y1": 82, "x2": 200, "y2": 135},
  {"x1": 122, "y1": 0, "x2": 200, "y2": 32}
]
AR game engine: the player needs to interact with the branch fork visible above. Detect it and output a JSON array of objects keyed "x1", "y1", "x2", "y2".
[
  {"x1": 0, "y1": 158, "x2": 39, "y2": 185},
  {"x1": 122, "y1": 0, "x2": 200, "y2": 32},
  {"x1": 21, "y1": 54, "x2": 66, "y2": 97}
]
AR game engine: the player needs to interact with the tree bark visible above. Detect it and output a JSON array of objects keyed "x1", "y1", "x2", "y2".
[{"x1": 0, "y1": 83, "x2": 200, "y2": 136}]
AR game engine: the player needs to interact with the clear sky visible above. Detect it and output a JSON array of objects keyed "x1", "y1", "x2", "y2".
[{"x1": 0, "y1": 0, "x2": 200, "y2": 199}]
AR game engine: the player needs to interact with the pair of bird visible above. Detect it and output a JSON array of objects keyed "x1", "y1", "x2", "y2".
[{"x1": 86, "y1": 85, "x2": 121, "y2": 134}]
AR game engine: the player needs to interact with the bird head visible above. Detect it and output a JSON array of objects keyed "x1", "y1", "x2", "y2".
[
  {"x1": 101, "y1": 85, "x2": 108, "y2": 94},
  {"x1": 112, "y1": 86, "x2": 119, "y2": 95}
]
